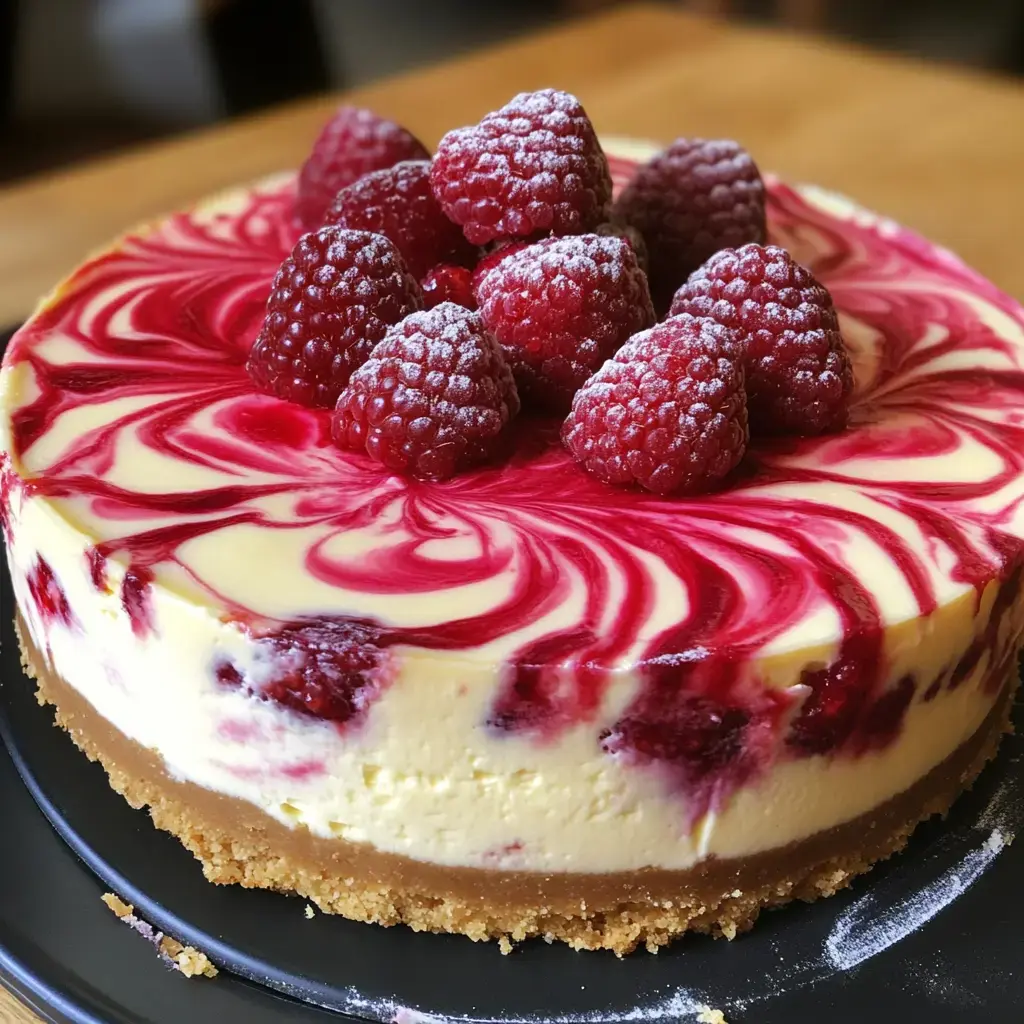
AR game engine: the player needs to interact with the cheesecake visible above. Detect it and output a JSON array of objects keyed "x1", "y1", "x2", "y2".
[{"x1": 2, "y1": 135, "x2": 1023, "y2": 956}]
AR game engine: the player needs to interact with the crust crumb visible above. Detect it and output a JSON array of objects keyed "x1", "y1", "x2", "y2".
[
  {"x1": 497, "y1": 935, "x2": 514, "y2": 955},
  {"x1": 101, "y1": 892, "x2": 134, "y2": 918},
  {"x1": 100, "y1": 891, "x2": 217, "y2": 978},
  {"x1": 305, "y1": 903, "x2": 316, "y2": 919},
  {"x1": 697, "y1": 1007, "x2": 728, "y2": 1024},
  {"x1": 164, "y1": 940, "x2": 219, "y2": 979}
]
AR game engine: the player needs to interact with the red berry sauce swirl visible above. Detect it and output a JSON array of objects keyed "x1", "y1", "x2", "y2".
[{"x1": 5, "y1": 153, "x2": 1024, "y2": 815}]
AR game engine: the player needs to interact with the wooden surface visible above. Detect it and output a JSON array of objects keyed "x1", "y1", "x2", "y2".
[
  {"x1": 1, "y1": 3, "x2": 1024, "y2": 1019},
  {"x1": 1, "y1": 2, "x2": 1024, "y2": 329},
  {"x1": 0, "y1": 992, "x2": 39, "y2": 1024}
]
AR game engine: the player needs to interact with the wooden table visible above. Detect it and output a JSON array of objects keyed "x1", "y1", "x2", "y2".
[
  {"x1": 2, "y1": 1, "x2": 1024, "y2": 331},
  {"x1": 2, "y1": 4, "x2": 1023, "y2": 1020}
]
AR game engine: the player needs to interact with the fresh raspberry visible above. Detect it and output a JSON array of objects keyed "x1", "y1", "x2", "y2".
[
  {"x1": 670, "y1": 244, "x2": 853, "y2": 434},
  {"x1": 422, "y1": 264, "x2": 477, "y2": 310},
  {"x1": 333, "y1": 303, "x2": 520, "y2": 480},
  {"x1": 296, "y1": 107, "x2": 429, "y2": 230},
  {"x1": 561, "y1": 314, "x2": 748, "y2": 495},
  {"x1": 475, "y1": 235, "x2": 655, "y2": 411},
  {"x1": 430, "y1": 88, "x2": 612, "y2": 246},
  {"x1": 323, "y1": 161, "x2": 476, "y2": 279},
  {"x1": 217, "y1": 618, "x2": 391, "y2": 726},
  {"x1": 613, "y1": 138, "x2": 766, "y2": 310},
  {"x1": 247, "y1": 227, "x2": 422, "y2": 409},
  {"x1": 470, "y1": 240, "x2": 530, "y2": 296},
  {"x1": 594, "y1": 219, "x2": 649, "y2": 273}
]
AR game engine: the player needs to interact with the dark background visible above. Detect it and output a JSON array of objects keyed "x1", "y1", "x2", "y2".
[{"x1": 2, "y1": 0, "x2": 1023, "y2": 185}]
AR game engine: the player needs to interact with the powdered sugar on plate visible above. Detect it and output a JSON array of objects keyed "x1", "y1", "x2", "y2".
[
  {"x1": 387, "y1": 988, "x2": 707, "y2": 1024},
  {"x1": 824, "y1": 768, "x2": 1021, "y2": 973},
  {"x1": 824, "y1": 828, "x2": 1010, "y2": 971},
  {"x1": 381, "y1": 757, "x2": 1024, "y2": 1024}
]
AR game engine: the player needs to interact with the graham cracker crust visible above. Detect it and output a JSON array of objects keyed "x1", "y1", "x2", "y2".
[{"x1": 14, "y1": 616, "x2": 1017, "y2": 955}]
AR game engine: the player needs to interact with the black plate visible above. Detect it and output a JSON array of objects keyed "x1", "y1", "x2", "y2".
[{"x1": 2, "y1": 322, "x2": 1024, "y2": 1022}]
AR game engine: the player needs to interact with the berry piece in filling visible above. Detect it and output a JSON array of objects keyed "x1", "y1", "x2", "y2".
[
  {"x1": 323, "y1": 161, "x2": 476, "y2": 279},
  {"x1": 26, "y1": 555, "x2": 75, "y2": 627},
  {"x1": 430, "y1": 88, "x2": 612, "y2": 246},
  {"x1": 218, "y1": 618, "x2": 390, "y2": 726},
  {"x1": 671, "y1": 243, "x2": 853, "y2": 435},
  {"x1": 475, "y1": 234, "x2": 655, "y2": 411},
  {"x1": 333, "y1": 302, "x2": 520, "y2": 480},
  {"x1": 561, "y1": 313, "x2": 748, "y2": 495},
  {"x1": 296, "y1": 106, "x2": 429, "y2": 230},
  {"x1": 613, "y1": 138, "x2": 765, "y2": 311},
  {"x1": 602, "y1": 694, "x2": 752, "y2": 805},
  {"x1": 0, "y1": 453, "x2": 15, "y2": 542},
  {"x1": 246, "y1": 227, "x2": 422, "y2": 409},
  {"x1": 422, "y1": 264, "x2": 477, "y2": 310}
]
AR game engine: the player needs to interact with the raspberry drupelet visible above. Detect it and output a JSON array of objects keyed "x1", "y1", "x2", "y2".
[{"x1": 422, "y1": 264, "x2": 477, "y2": 310}]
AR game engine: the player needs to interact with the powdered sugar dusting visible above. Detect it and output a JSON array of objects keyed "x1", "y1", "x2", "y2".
[
  {"x1": 825, "y1": 828, "x2": 1009, "y2": 971},
  {"x1": 382, "y1": 987, "x2": 706, "y2": 1024},
  {"x1": 477, "y1": 234, "x2": 636, "y2": 293},
  {"x1": 975, "y1": 770, "x2": 1024, "y2": 831},
  {"x1": 822, "y1": 758, "x2": 1022, "y2": 974}
]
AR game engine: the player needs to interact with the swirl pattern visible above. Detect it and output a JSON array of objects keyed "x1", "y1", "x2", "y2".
[{"x1": 6, "y1": 149, "x2": 1024, "y2": 809}]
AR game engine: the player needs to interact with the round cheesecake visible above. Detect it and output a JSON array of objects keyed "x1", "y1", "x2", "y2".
[{"x1": 2, "y1": 140, "x2": 1023, "y2": 955}]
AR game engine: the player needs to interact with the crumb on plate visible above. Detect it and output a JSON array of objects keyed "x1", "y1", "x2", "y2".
[
  {"x1": 101, "y1": 892, "x2": 218, "y2": 979},
  {"x1": 697, "y1": 1006, "x2": 728, "y2": 1024}
]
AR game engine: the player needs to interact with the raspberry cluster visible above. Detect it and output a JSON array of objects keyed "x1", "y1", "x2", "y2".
[{"x1": 247, "y1": 89, "x2": 854, "y2": 493}]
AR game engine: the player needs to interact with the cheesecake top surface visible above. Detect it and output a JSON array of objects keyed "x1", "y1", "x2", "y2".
[{"x1": 2, "y1": 143, "x2": 1024, "y2": 704}]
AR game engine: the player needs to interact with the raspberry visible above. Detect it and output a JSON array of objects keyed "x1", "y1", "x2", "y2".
[
  {"x1": 670, "y1": 244, "x2": 853, "y2": 434},
  {"x1": 246, "y1": 227, "x2": 422, "y2": 409},
  {"x1": 323, "y1": 161, "x2": 476, "y2": 279},
  {"x1": 476, "y1": 235, "x2": 655, "y2": 410},
  {"x1": 333, "y1": 303, "x2": 520, "y2": 480},
  {"x1": 296, "y1": 106, "x2": 429, "y2": 230},
  {"x1": 470, "y1": 240, "x2": 530, "y2": 296},
  {"x1": 430, "y1": 88, "x2": 612, "y2": 246},
  {"x1": 561, "y1": 314, "x2": 748, "y2": 495},
  {"x1": 422, "y1": 264, "x2": 477, "y2": 310},
  {"x1": 217, "y1": 618, "x2": 390, "y2": 726},
  {"x1": 594, "y1": 219, "x2": 649, "y2": 273},
  {"x1": 613, "y1": 138, "x2": 766, "y2": 310}
]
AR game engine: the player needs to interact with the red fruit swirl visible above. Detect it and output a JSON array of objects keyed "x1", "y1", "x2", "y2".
[{"x1": 5, "y1": 159, "x2": 1024, "y2": 815}]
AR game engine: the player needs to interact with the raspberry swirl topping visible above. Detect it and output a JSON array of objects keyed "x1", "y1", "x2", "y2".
[{"x1": 5, "y1": 153, "x2": 1024, "y2": 803}]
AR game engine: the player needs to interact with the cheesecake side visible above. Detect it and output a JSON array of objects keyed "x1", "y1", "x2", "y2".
[{"x1": 3, "y1": 140, "x2": 1024, "y2": 952}]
